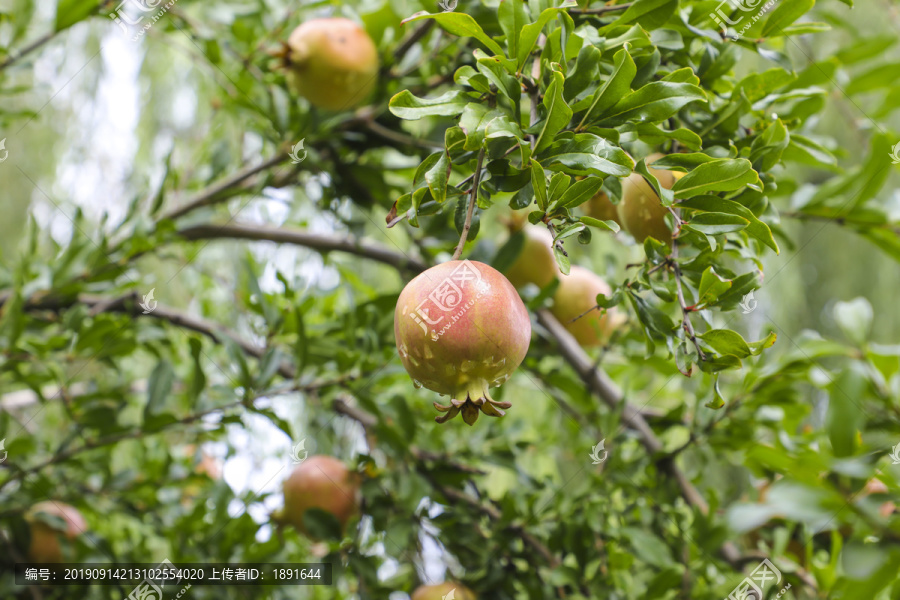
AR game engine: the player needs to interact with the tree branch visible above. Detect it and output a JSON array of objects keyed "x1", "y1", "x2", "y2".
[
  {"x1": 177, "y1": 223, "x2": 427, "y2": 272},
  {"x1": 159, "y1": 151, "x2": 290, "y2": 221},
  {"x1": 671, "y1": 246, "x2": 706, "y2": 361},
  {"x1": 452, "y1": 148, "x2": 485, "y2": 260},
  {"x1": 535, "y1": 309, "x2": 741, "y2": 565},
  {"x1": 0, "y1": 30, "x2": 58, "y2": 71}
]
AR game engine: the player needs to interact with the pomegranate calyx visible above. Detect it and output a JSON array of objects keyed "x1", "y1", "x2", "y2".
[{"x1": 433, "y1": 380, "x2": 513, "y2": 425}]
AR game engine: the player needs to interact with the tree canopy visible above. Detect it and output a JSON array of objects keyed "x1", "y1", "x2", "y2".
[{"x1": 1, "y1": 0, "x2": 900, "y2": 598}]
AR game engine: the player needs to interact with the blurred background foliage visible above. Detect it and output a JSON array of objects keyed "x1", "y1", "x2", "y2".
[{"x1": 1, "y1": 0, "x2": 899, "y2": 598}]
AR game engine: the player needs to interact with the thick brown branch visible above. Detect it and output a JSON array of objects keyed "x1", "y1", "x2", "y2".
[{"x1": 177, "y1": 223, "x2": 427, "y2": 272}]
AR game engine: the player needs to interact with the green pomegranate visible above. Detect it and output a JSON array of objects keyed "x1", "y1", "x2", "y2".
[
  {"x1": 551, "y1": 266, "x2": 624, "y2": 347},
  {"x1": 285, "y1": 18, "x2": 378, "y2": 110}
]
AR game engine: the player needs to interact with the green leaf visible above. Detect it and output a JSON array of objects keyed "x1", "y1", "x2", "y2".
[
  {"x1": 750, "y1": 119, "x2": 790, "y2": 172},
  {"x1": 553, "y1": 244, "x2": 571, "y2": 275},
  {"x1": 672, "y1": 159, "x2": 759, "y2": 198},
  {"x1": 624, "y1": 123, "x2": 703, "y2": 150},
  {"x1": 424, "y1": 152, "x2": 450, "y2": 204},
  {"x1": 678, "y1": 195, "x2": 779, "y2": 253},
  {"x1": 555, "y1": 177, "x2": 605, "y2": 210},
  {"x1": 614, "y1": 0, "x2": 678, "y2": 30},
  {"x1": 579, "y1": 47, "x2": 636, "y2": 126},
  {"x1": 697, "y1": 267, "x2": 732, "y2": 308},
  {"x1": 598, "y1": 81, "x2": 707, "y2": 124},
  {"x1": 580, "y1": 216, "x2": 620, "y2": 233},
  {"x1": 531, "y1": 160, "x2": 549, "y2": 211},
  {"x1": 498, "y1": 0, "x2": 528, "y2": 60},
  {"x1": 699, "y1": 329, "x2": 752, "y2": 358},
  {"x1": 534, "y1": 68, "x2": 573, "y2": 153},
  {"x1": 402, "y1": 11, "x2": 504, "y2": 56},
  {"x1": 541, "y1": 134, "x2": 634, "y2": 178},
  {"x1": 517, "y1": 2, "x2": 578, "y2": 71},
  {"x1": 144, "y1": 360, "x2": 175, "y2": 420},
  {"x1": 634, "y1": 159, "x2": 674, "y2": 207},
  {"x1": 56, "y1": 0, "x2": 97, "y2": 31},
  {"x1": 783, "y1": 134, "x2": 837, "y2": 167},
  {"x1": 684, "y1": 213, "x2": 749, "y2": 235},
  {"x1": 389, "y1": 90, "x2": 470, "y2": 120},
  {"x1": 761, "y1": 0, "x2": 816, "y2": 38}
]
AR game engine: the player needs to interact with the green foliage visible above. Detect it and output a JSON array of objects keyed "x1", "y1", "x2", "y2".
[{"x1": 1, "y1": 0, "x2": 899, "y2": 599}]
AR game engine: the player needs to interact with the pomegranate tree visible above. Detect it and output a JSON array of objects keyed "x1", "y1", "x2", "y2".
[
  {"x1": 395, "y1": 260, "x2": 531, "y2": 425},
  {"x1": 26, "y1": 501, "x2": 86, "y2": 563},
  {"x1": 284, "y1": 18, "x2": 378, "y2": 111},
  {"x1": 551, "y1": 266, "x2": 624, "y2": 347},
  {"x1": 279, "y1": 455, "x2": 359, "y2": 536},
  {"x1": 411, "y1": 582, "x2": 477, "y2": 600}
]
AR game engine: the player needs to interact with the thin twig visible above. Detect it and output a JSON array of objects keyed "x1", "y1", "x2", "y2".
[
  {"x1": 452, "y1": 148, "x2": 485, "y2": 260},
  {"x1": 0, "y1": 30, "x2": 57, "y2": 71},
  {"x1": 177, "y1": 222, "x2": 427, "y2": 272},
  {"x1": 671, "y1": 246, "x2": 706, "y2": 361},
  {"x1": 160, "y1": 151, "x2": 290, "y2": 221}
]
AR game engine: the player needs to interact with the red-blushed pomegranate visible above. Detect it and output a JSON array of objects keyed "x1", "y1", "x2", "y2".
[
  {"x1": 411, "y1": 582, "x2": 477, "y2": 600},
  {"x1": 551, "y1": 266, "x2": 624, "y2": 347},
  {"x1": 395, "y1": 260, "x2": 531, "y2": 425},
  {"x1": 503, "y1": 225, "x2": 559, "y2": 289},
  {"x1": 280, "y1": 455, "x2": 359, "y2": 536},
  {"x1": 285, "y1": 18, "x2": 378, "y2": 111},
  {"x1": 25, "y1": 501, "x2": 86, "y2": 563}
]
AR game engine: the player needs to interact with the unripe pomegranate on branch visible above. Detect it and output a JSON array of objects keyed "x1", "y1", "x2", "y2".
[
  {"x1": 282, "y1": 18, "x2": 378, "y2": 111},
  {"x1": 551, "y1": 266, "x2": 624, "y2": 347},
  {"x1": 395, "y1": 260, "x2": 531, "y2": 425},
  {"x1": 276, "y1": 455, "x2": 359, "y2": 537},
  {"x1": 25, "y1": 501, "x2": 86, "y2": 563},
  {"x1": 411, "y1": 582, "x2": 477, "y2": 600}
]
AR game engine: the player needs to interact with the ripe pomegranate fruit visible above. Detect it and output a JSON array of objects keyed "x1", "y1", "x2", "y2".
[
  {"x1": 395, "y1": 260, "x2": 531, "y2": 425},
  {"x1": 584, "y1": 190, "x2": 620, "y2": 225},
  {"x1": 503, "y1": 225, "x2": 559, "y2": 289},
  {"x1": 551, "y1": 266, "x2": 624, "y2": 347},
  {"x1": 617, "y1": 153, "x2": 684, "y2": 246},
  {"x1": 284, "y1": 18, "x2": 378, "y2": 111},
  {"x1": 280, "y1": 455, "x2": 359, "y2": 536},
  {"x1": 25, "y1": 501, "x2": 86, "y2": 563},
  {"x1": 411, "y1": 582, "x2": 477, "y2": 600}
]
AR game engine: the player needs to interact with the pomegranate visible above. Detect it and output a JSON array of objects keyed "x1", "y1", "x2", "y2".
[
  {"x1": 551, "y1": 266, "x2": 624, "y2": 347},
  {"x1": 411, "y1": 582, "x2": 477, "y2": 600},
  {"x1": 280, "y1": 455, "x2": 359, "y2": 536},
  {"x1": 502, "y1": 225, "x2": 559, "y2": 289},
  {"x1": 284, "y1": 18, "x2": 378, "y2": 111},
  {"x1": 617, "y1": 153, "x2": 684, "y2": 246},
  {"x1": 394, "y1": 260, "x2": 531, "y2": 425},
  {"x1": 25, "y1": 501, "x2": 86, "y2": 563},
  {"x1": 584, "y1": 190, "x2": 620, "y2": 225}
]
